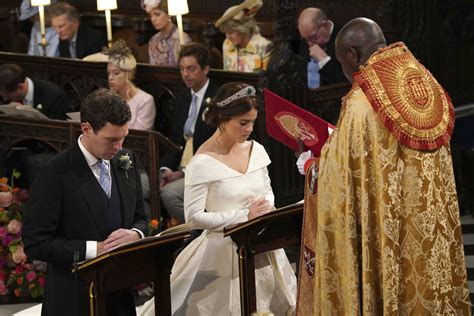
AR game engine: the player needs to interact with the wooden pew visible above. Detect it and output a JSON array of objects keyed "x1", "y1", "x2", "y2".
[{"x1": 0, "y1": 52, "x2": 259, "y2": 135}]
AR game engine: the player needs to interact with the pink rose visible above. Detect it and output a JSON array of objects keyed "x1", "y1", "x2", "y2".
[
  {"x1": 0, "y1": 191, "x2": 13, "y2": 208},
  {"x1": 0, "y1": 281, "x2": 7, "y2": 295},
  {"x1": 26, "y1": 271, "x2": 37, "y2": 282},
  {"x1": 0, "y1": 227, "x2": 7, "y2": 238},
  {"x1": 15, "y1": 264, "x2": 25, "y2": 274},
  {"x1": 38, "y1": 275, "x2": 46, "y2": 287},
  {"x1": 7, "y1": 219, "x2": 22, "y2": 234},
  {"x1": 12, "y1": 246, "x2": 27, "y2": 265}
]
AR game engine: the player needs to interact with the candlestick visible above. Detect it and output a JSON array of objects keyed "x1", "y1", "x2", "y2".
[
  {"x1": 168, "y1": 0, "x2": 189, "y2": 46},
  {"x1": 31, "y1": 0, "x2": 51, "y2": 56},
  {"x1": 105, "y1": 9, "x2": 112, "y2": 47},
  {"x1": 176, "y1": 14, "x2": 184, "y2": 45},
  {"x1": 97, "y1": 0, "x2": 117, "y2": 47}
]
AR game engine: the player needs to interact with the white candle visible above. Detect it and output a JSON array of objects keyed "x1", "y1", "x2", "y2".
[
  {"x1": 176, "y1": 14, "x2": 184, "y2": 45},
  {"x1": 105, "y1": 9, "x2": 113, "y2": 44},
  {"x1": 38, "y1": 5, "x2": 46, "y2": 44}
]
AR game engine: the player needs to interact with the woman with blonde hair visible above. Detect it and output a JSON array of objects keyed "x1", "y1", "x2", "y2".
[
  {"x1": 142, "y1": 0, "x2": 191, "y2": 66},
  {"x1": 215, "y1": 0, "x2": 273, "y2": 72},
  {"x1": 84, "y1": 40, "x2": 156, "y2": 130}
]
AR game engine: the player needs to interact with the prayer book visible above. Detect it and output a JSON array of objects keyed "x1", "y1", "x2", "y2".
[
  {"x1": 264, "y1": 89, "x2": 333, "y2": 156},
  {"x1": 66, "y1": 111, "x2": 81, "y2": 122}
]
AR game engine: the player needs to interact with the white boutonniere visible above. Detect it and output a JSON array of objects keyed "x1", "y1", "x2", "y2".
[
  {"x1": 118, "y1": 153, "x2": 133, "y2": 179},
  {"x1": 36, "y1": 104, "x2": 43, "y2": 111}
]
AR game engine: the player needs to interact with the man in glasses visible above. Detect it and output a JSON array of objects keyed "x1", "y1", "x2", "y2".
[{"x1": 298, "y1": 7, "x2": 347, "y2": 88}]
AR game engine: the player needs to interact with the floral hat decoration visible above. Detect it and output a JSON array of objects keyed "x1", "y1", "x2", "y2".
[
  {"x1": 141, "y1": 0, "x2": 168, "y2": 13},
  {"x1": 82, "y1": 40, "x2": 137, "y2": 71},
  {"x1": 215, "y1": 0, "x2": 263, "y2": 28}
]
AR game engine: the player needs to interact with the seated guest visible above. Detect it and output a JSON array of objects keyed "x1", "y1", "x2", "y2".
[
  {"x1": 142, "y1": 0, "x2": 191, "y2": 66},
  {"x1": 0, "y1": 63, "x2": 72, "y2": 119},
  {"x1": 297, "y1": 7, "x2": 347, "y2": 88},
  {"x1": 0, "y1": 63, "x2": 73, "y2": 186},
  {"x1": 160, "y1": 43, "x2": 218, "y2": 223},
  {"x1": 84, "y1": 40, "x2": 156, "y2": 131},
  {"x1": 50, "y1": 2, "x2": 106, "y2": 59},
  {"x1": 19, "y1": 0, "x2": 59, "y2": 57},
  {"x1": 215, "y1": 0, "x2": 273, "y2": 72}
]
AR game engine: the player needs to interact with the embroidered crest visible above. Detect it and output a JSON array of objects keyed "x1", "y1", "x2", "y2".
[
  {"x1": 354, "y1": 42, "x2": 453, "y2": 150},
  {"x1": 307, "y1": 162, "x2": 318, "y2": 195},
  {"x1": 303, "y1": 244, "x2": 316, "y2": 277},
  {"x1": 274, "y1": 111, "x2": 319, "y2": 146}
]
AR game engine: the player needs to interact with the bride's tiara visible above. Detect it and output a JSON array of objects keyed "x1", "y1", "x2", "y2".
[{"x1": 216, "y1": 86, "x2": 256, "y2": 107}]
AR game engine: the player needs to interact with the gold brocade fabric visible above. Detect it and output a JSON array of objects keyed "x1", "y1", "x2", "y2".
[
  {"x1": 353, "y1": 42, "x2": 454, "y2": 151},
  {"x1": 308, "y1": 84, "x2": 471, "y2": 315}
]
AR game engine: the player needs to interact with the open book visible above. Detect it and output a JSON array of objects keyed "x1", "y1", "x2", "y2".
[
  {"x1": 66, "y1": 111, "x2": 81, "y2": 122},
  {"x1": 223, "y1": 200, "x2": 304, "y2": 236},
  {"x1": 0, "y1": 103, "x2": 49, "y2": 120},
  {"x1": 156, "y1": 222, "x2": 194, "y2": 237},
  {"x1": 264, "y1": 89, "x2": 334, "y2": 156}
]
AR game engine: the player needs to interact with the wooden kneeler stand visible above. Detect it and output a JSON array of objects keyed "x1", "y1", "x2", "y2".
[
  {"x1": 76, "y1": 231, "x2": 190, "y2": 316},
  {"x1": 224, "y1": 203, "x2": 303, "y2": 316}
]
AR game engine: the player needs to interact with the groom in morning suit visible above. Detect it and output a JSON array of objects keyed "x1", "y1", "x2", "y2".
[{"x1": 23, "y1": 88, "x2": 148, "y2": 316}]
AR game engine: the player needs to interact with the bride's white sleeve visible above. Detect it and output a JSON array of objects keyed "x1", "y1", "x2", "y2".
[{"x1": 184, "y1": 182, "x2": 249, "y2": 231}]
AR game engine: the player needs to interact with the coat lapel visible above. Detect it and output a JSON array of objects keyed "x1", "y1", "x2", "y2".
[
  {"x1": 111, "y1": 151, "x2": 134, "y2": 227},
  {"x1": 68, "y1": 144, "x2": 108, "y2": 238}
]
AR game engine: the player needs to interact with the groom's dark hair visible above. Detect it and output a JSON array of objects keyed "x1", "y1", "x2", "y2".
[{"x1": 80, "y1": 88, "x2": 131, "y2": 132}]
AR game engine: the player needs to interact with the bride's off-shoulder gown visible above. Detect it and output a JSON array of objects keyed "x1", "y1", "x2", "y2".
[{"x1": 140, "y1": 141, "x2": 297, "y2": 315}]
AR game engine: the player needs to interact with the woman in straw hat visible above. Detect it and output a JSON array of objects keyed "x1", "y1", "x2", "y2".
[
  {"x1": 84, "y1": 40, "x2": 156, "y2": 130},
  {"x1": 215, "y1": 0, "x2": 273, "y2": 72},
  {"x1": 142, "y1": 0, "x2": 191, "y2": 66}
]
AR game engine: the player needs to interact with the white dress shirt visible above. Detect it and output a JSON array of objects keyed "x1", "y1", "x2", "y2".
[
  {"x1": 188, "y1": 79, "x2": 210, "y2": 135},
  {"x1": 78, "y1": 136, "x2": 144, "y2": 259}
]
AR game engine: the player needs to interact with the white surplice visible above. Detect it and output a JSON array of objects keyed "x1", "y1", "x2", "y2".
[{"x1": 140, "y1": 141, "x2": 297, "y2": 315}]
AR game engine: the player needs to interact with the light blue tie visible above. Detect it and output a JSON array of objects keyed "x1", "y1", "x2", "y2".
[
  {"x1": 97, "y1": 160, "x2": 111, "y2": 198},
  {"x1": 307, "y1": 59, "x2": 320, "y2": 89},
  {"x1": 183, "y1": 94, "x2": 198, "y2": 137},
  {"x1": 70, "y1": 40, "x2": 76, "y2": 58}
]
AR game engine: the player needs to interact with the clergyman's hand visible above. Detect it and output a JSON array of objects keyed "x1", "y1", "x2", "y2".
[{"x1": 103, "y1": 228, "x2": 141, "y2": 251}]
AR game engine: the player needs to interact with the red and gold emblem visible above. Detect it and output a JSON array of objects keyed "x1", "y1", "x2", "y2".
[
  {"x1": 354, "y1": 42, "x2": 454, "y2": 150},
  {"x1": 274, "y1": 111, "x2": 319, "y2": 147}
]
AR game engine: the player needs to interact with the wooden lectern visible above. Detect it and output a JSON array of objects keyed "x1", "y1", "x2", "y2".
[
  {"x1": 76, "y1": 231, "x2": 191, "y2": 316},
  {"x1": 223, "y1": 202, "x2": 303, "y2": 315}
]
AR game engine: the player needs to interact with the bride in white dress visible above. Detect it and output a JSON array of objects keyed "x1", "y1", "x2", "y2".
[{"x1": 140, "y1": 82, "x2": 297, "y2": 315}]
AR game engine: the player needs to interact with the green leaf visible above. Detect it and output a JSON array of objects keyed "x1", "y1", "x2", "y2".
[{"x1": 12, "y1": 169, "x2": 21, "y2": 179}]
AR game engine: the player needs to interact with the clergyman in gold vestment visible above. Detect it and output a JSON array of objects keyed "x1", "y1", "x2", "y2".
[{"x1": 296, "y1": 18, "x2": 471, "y2": 315}]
